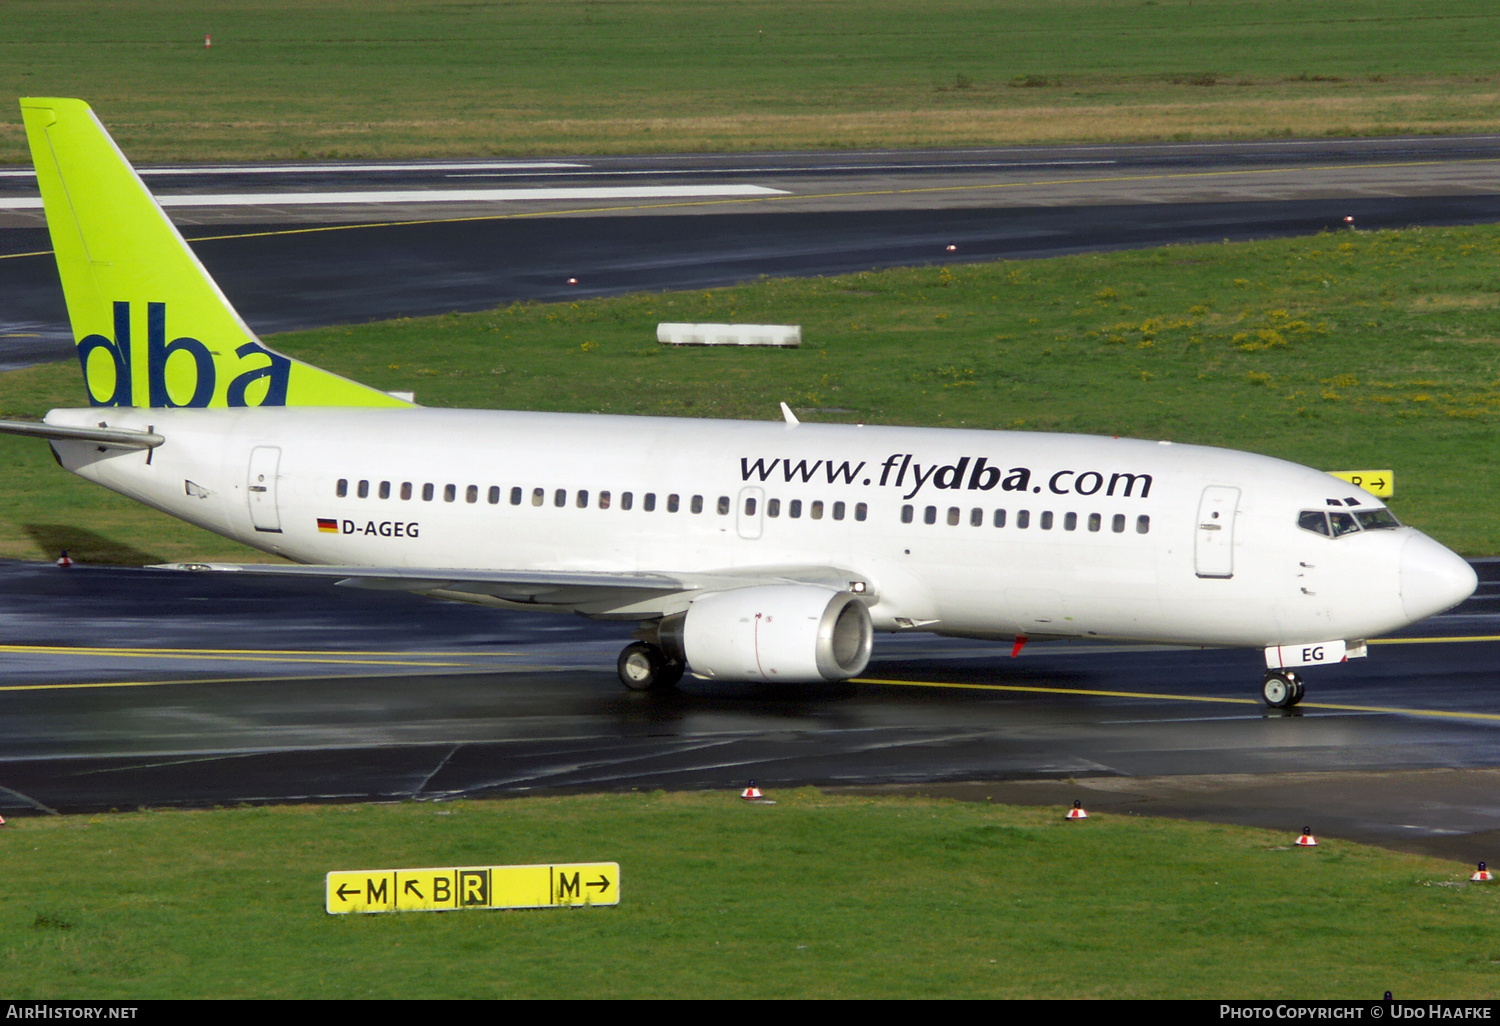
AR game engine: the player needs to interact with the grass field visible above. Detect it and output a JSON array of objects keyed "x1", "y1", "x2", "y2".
[
  {"x1": 2, "y1": 791, "x2": 1496, "y2": 999},
  {"x1": 0, "y1": 1, "x2": 1498, "y2": 161},
  {"x1": 3, "y1": 223, "x2": 1498, "y2": 562}
]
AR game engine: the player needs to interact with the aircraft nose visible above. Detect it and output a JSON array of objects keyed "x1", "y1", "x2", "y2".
[{"x1": 1400, "y1": 533, "x2": 1477, "y2": 622}]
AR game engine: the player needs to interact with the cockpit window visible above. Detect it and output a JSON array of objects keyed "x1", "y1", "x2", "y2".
[
  {"x1": 1300, "y1": 506, "x2": 1401, "y2": 538},
  {"x1": 1355, "y1": 508, "x2": 1401, "y2": 531},
  {"x1": 1329, "y1": 511, "x2": 1361, "y2": 537},
  {"x1": 1298, "y1": 510, "x2": 1331, "y2": 536}
]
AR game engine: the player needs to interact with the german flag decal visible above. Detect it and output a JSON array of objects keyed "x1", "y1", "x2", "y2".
[{"x1": 317, "y1": 518, "x2": 339, "y2": 533}]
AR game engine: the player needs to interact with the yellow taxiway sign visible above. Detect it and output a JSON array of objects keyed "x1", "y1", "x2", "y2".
[
  {"x1": 1327, "y1": 469, "x2": 1394, "y2": 498},
  {"x1": 325, "y1": 862, "x2": 619, "y2": 914}
]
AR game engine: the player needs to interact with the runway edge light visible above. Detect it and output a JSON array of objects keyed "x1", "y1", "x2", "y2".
[
  {"x1": 1296, "y1": 827, "x2": 1318, "y2": 847},
  {"x1": 1066, "y1": 800, "x2": 1088, "y2": 820},
  {"x1": 1471, "y1": 862, "x2": 1492, "y2": 882}
]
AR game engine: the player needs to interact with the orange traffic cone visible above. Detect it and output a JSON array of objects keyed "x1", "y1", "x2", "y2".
[
  {"x1": 1296, "y1": 827, "x2": 1318, "y2": 847},
  {"x1": 1471, "y1": 862, "x2": 1492, "y2": 882},
  {"x1": 1066, "y1": 800, "x2": 1088, "y2": 820}
]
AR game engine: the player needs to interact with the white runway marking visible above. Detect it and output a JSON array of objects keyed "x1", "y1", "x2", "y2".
[
  {"x1": 0, "y1": 161, "x2": 586, "y2": 178},
  {"x1": 0, "y1": 184, "x2": 788, "y2": 209}
]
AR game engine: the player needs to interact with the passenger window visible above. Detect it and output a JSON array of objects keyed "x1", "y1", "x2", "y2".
[
  {"x1": 357, "y1": 480, "x2": 369, "y2": 499},
  {"x1": 1329, "y1": 511, "x2": 1360, "y2": 537},
  {"x1": 510, "y1": 486, "x2": 522, "y2": 505},
  {"x1": 1298, "y1": 510, "x2": 1331, "y2": 536},
  {"x1": 970, "y1": 508, "x2": 983, "y2": 527},
  {"x1": 644, "y1": 493, "x2": 656, "y2": 512},
  {"x1": 717, "y1": 496, "x2": 729, "y2": 515},
  {"x1": 789, "y1": 499, "x2": 802, "y2": 519},
  {"x1": 1112, "y1": 514, "x2": 1125, "y2": 533},
  {"x1": 744, "y1": 496, "x2": 757, "y2": 516},
  {"x1": 401, "y1": 482, "x2": 413, "y2": 501},
  {"x1": 466, "y1": 485, "x2": 478, "y2": 503},
  {"x1": 1064, "y1": 512, "x2": 1077, "y2": 531},
  {"x1": 1136, "y1": 515, "x2": 1151, "y2": 535},
  {"x1": 1040, "y1": 511, "x2": 1053, "y2": 530},
  {"x1": 379, "y1": 481, "x2": 391, "y2": 500},
  {"x1": 993, "y1": 509, "x2": 1006, "y2": 528},
  {"x1": 621, "y1": 492, "x2": 633, "y2": 510},
  {"x1": 1088, "y1": 513, "x2": 1101, "y2": 532},
  {"x1": 554, "y1": 489, "x2": 567, "y2": 508},
  {"x1": 336, "y1": 478, "x2": 348, "y2": 498},
  {"x1": 854, "y1": 502, "x2": 867, "y2": 522},
  {"x1": 1017, "y1": 510, "x2": 1030, "y2": 529},
  {"x1": 924, "y1": 506, "x2": 936, "y2": 525},
  {"x1": 667, "y1": 494, "x2": 679, "y2": 513},
  {"x1": 423, "y1": 483, "x2": 435, "y2": 502},
  {"x1": 832, "y1": 501, "x2": 845, "y2": 521},
  {"x1": 767, "y1": 498, "x2": 780, "y2": 518},
  {"x1": 946, "y1": 507, "x2": 959, "y2": 526},
  {"x1": 901, "y1": 504, "x2": 914, "y2": 524},
  {"x1": 444, "y1": 484, "x2": 457, "y2": 503},
  {"x1": 691, "y1": 495, "x2": 703, "y2": 514},
  {"x1": 488, "y1": 486, "x2": 500, "y2": 504},
  {"x1": 600, "y1": 491, "x2": 611, "y2": 509},
  {"x1": 810, "y1": 500, "x2": 823, "y2": 520},
  {"x1": 577, "y1": 490, "x2": 589, "y2": 508},
  {"x1": 531, "y1": 487, "x2": 544, "y2": 506}
]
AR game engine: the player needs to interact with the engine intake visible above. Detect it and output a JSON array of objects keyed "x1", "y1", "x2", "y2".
[{"x1": 677, "y1": 585, "x2": 873, "y2": 682}]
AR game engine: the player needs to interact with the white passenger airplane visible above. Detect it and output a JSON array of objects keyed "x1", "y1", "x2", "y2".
[{"x1": 0, "y1": 99, "x2": 1478, "y2": 706}]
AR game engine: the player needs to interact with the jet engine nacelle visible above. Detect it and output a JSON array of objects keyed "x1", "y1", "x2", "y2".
[{"x1": 680, "y1": 585, "x2": 873, "y2": 682}]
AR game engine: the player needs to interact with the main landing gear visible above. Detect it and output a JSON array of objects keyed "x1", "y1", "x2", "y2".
[
  {"x1": 617, "y1": 642, "x2": 685, "y2": 692},
  {"x1": 1261, "y1": 669, "x2": 1305, "y2": 709}
]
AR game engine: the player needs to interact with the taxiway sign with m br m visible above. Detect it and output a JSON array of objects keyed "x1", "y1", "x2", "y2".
[{"x1": 325, "y1": 862, "x2": 620, "y2": 914}]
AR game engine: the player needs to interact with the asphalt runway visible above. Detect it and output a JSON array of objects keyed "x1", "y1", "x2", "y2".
[
  {"x1": 2, "y1": 138, "x2": 1499, "y2": 859},
  {"x1": 1, "y1": 560, "x2": 1498, "y2": 864},
  {"x1": 3, "y1": 137, "x2": 1499, "y2": 364}
]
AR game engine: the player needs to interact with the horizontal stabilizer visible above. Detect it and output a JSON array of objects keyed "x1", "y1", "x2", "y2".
[{"x1": 0, "y1": 419, "x2": 162, "y2": 449}]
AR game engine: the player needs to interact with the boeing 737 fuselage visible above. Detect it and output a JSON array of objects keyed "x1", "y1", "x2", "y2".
[{"x1": 1, "y1": 99, "x2": 1479, "y2": 707}]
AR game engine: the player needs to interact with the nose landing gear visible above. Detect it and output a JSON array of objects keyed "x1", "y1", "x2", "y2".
[{"x1": 1261, "y1": 669, "x2": 1305, "y2": 709}]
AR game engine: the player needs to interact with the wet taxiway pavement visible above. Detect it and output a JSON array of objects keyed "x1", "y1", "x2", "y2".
[{"x1": 0, "y1": 560, "x2": 1496, "y2": 863}]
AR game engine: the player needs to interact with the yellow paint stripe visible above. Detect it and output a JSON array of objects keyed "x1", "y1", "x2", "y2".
[
  {"x1": 0, "y1": 659, "x2": 564, "y2": 693},
  {"x1": 856, "y1": 677, "x2": 1500, "y2": 722},
  {"x1": 0, "y1": 643, "x2": 519, "y2": 665},
  {"x1": 1369, "y1": 635, "x2": 1500, "y2": 646},
  {"x1": 0, "y1": 672, "x2": 366, "y2": 693},
  {"x1": 857, "y1": 676, "x2": 1261, "y2": 705}
]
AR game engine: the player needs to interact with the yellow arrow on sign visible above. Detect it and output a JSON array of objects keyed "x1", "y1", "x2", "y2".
[
  {"x1": 325, "y1": 862, "x2": 619, "y2": 914},
  {"x1": 1327, "y1": 470, "x2": 1394, "y2": 499}
]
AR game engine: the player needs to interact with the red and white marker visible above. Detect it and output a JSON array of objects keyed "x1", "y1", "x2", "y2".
[
  {"x1": 740, "y1": 781, "x2": 764, "y2": 801},
  {"x1": 55, "y1": 551, "x2": 73, "y2": 568},
  {"x1": 1471, "y1": 862, "x2": 1492, "y2": 882},
  {"x1": 566, "y1": 277, "x2": 578, "y2": 285},
  {"x1": 1066, "y1": 800, "x2": 1088, "y2": 820},
  {"x1": 1296, "y1": 827, "x2": 1318, "y2": 847},
  {"x1": 204, "y1": 34, "x2": 212, "y2": 49},
  {"x1": 946, "y1": 244, "x2": 957, "y2": 252}
]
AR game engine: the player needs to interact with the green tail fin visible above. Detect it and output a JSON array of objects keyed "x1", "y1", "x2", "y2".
[{"x1": 21, "y1": 98, "x2": 409, "y2": 409}]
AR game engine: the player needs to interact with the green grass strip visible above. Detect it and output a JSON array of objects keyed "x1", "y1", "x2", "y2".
[{"x1": 1, "y1": 791, "x2": 1496, "y2": 998}]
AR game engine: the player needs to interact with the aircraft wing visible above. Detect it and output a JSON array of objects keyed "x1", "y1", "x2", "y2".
[{"x1": 151, "y1": 562, "x2": 871, "y2": 619}]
